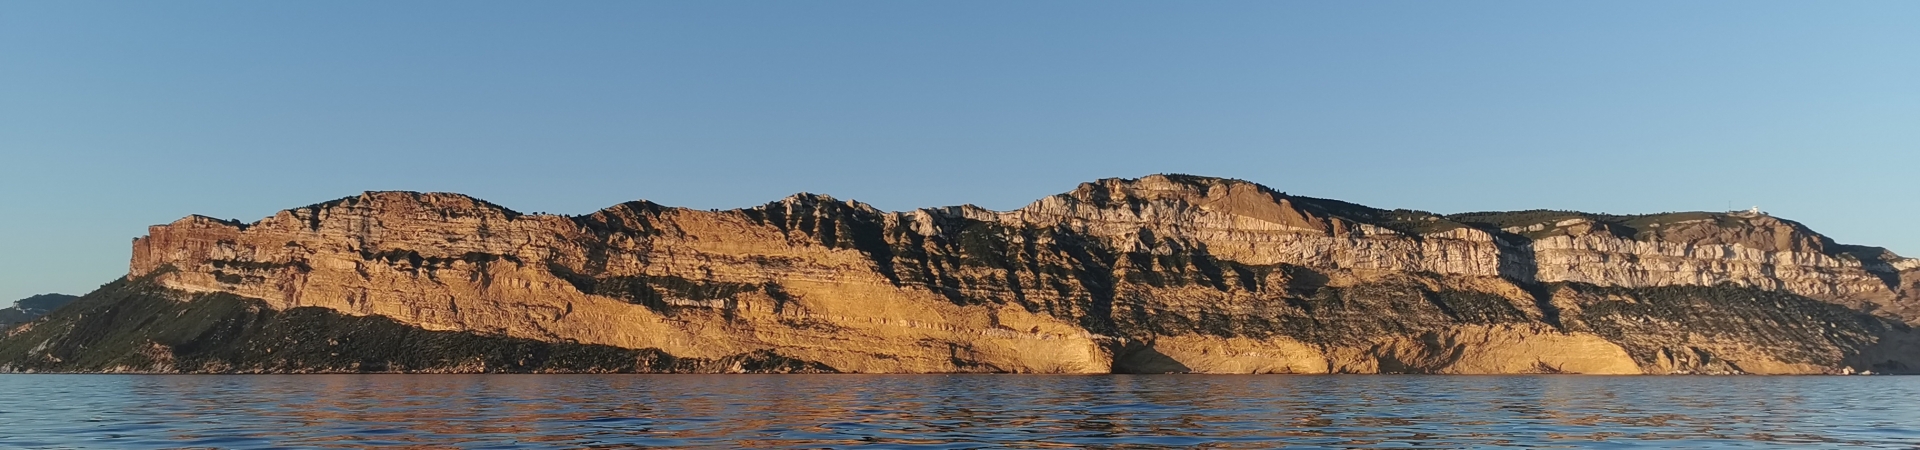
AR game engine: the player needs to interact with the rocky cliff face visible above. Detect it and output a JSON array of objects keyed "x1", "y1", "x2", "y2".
[{"x1": 4, "y1": 175, "x2": 1915, "y2": 374}]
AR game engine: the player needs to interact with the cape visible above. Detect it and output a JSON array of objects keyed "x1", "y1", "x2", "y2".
[{"x1": 4, "y1": 174, "x2": 1916, "y2": 374}]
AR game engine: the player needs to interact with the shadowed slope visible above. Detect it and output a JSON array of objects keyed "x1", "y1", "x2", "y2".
[{"x1": 0, "y1": 272, "x2": 834, "y2": 374}]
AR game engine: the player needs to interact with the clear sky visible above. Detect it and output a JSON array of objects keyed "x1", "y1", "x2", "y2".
[{"x1": 2, "y1": 2, "x2": 1916, "y2": 301}]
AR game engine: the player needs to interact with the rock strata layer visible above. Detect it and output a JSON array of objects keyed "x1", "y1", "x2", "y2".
[{"x1": 4, "y1": 174, "x2": 1915, "y2": 374}]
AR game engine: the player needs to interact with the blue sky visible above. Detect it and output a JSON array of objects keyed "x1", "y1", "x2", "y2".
[{"x1": 2, "y1": 2, "x2": 1916, "y2": 300}]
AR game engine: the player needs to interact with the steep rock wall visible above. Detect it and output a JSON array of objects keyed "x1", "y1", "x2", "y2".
[{"x1": 103, "y1": 175, "x2": 1919, "y2": 374}]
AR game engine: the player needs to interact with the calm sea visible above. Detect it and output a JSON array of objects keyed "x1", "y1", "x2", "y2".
[{"x1": 0, "y1": 375, "x2": 1915, "y2": 448}]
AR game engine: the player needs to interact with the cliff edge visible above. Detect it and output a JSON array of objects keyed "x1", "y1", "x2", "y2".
[{"x1": 4, "y1": 174, "x2": 1915, "y2": 374}]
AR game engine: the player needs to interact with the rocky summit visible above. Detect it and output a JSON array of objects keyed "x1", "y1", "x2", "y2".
[{"x1": 4, "y1": 174, "x2": 1916, "y2": 374}]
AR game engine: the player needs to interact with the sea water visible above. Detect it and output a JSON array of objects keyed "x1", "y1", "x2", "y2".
[{"x1": 1, "y1": 374, "x2": 1916, "y2": 448}]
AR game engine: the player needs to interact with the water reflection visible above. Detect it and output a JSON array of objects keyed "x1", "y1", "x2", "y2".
[{"x1": 1, "y1": 375, "x2": 1917, "y2": 448}]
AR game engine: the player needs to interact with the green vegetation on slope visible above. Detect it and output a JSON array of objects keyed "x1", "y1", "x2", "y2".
[
  {"x1": 0, "y1": 293, "x2": 78, "y2": 331},
  {"x1": 1448, "y1": 210, "x2": 1749, "y2": 240}
]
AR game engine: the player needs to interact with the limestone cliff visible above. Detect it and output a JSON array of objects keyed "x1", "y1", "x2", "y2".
[{"x1": 3, "y1": 174, "x2": 1915, "y2": 374}]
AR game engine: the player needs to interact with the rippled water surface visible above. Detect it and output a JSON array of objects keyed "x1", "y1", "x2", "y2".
[{"x1": 2, "y1": 375, "x2": 1917, "y2": 448}]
